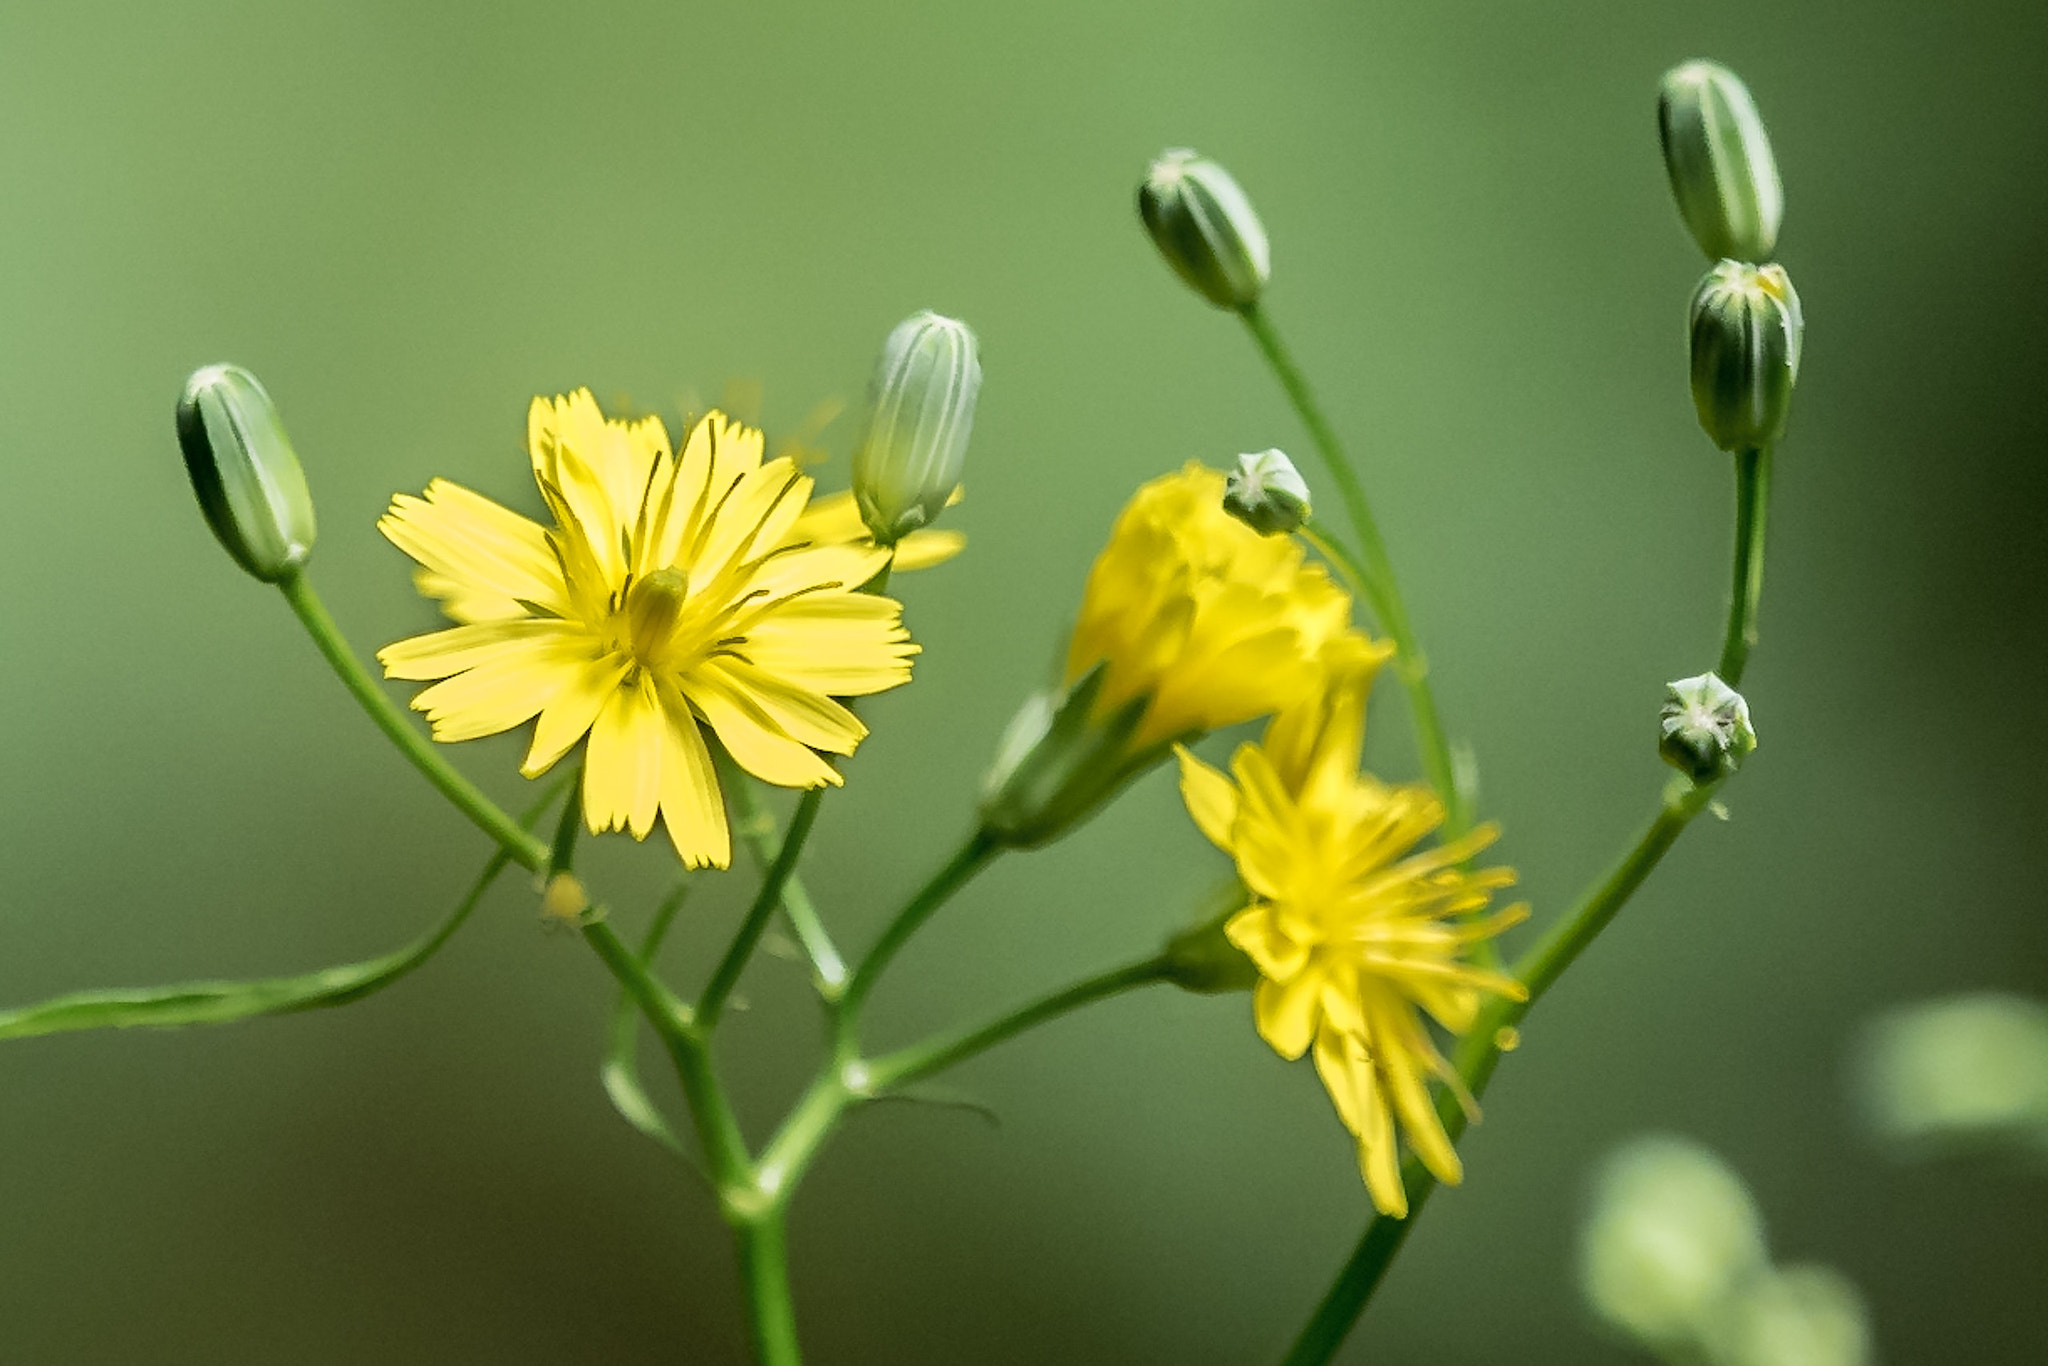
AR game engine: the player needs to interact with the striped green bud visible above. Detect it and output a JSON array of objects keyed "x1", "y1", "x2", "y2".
[
  {"x1": 851, "y1": 311, "x2": 981, "y2": 546},
  {"x1": 1689, "y1": 261, "x2": 1803, "y2": 452},
  {"x1": 175, "y1": 364, "x2": 317, "y2": 582},
  {"x1": 1138, "y1": 149, "x2": 1270, "y2": 310},
  {"x1": 1658, "y1": 61, "x2": 1784, "y2": 263},
  {"x1": 1222, "y1": 448, "x2": 1311, "y2": 536},
  {"x1": 1659, "y1": 672, "x2": 1757, "y2": 783}
]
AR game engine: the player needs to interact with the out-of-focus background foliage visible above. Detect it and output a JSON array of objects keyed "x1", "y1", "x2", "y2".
[{"x1": 2, "y1": 1, "x2": 2044, "y2": 1361}]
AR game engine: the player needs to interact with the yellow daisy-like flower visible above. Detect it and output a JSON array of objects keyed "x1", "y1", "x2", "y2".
[
  {"x1": 377, "y1": 389, "x2": 919, "y2": 869},
  {"x1": 1176, "y1": 662, "x2": 1527, "y2": 1217},
  {"x1": 1067, "y1": 462, "x2": 1379, "y2": 749}
]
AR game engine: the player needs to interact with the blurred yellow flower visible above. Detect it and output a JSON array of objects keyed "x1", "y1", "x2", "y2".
[
  {"x1": 378, "y1": 389, "x2": 918, "y2": 869},
  {"x1": 1176, "y1": 660, "x2": 1526, "y2": 1216},
  {"x1": 1068, "y1": 463, "x2": 1376, "y2": 749}
]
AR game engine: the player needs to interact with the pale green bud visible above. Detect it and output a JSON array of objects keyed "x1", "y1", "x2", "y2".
[
  {"x1": 978, "y1": 666, "x2": 1157, "y2": 849},
  {"x1": 1659, "y1": 671, "x2": 1757, "y2": 783},
  {"x1": 176, "y1": 364, "x2": 317, "y2": 583},
  {"x1": 1689, "y1": 261, "x2": 1803, "y2": 452},
  {"x1": 1222, "y1": 448, "x2": 1311, "y2": 536},
  {"x1": 850, "y1": 311, "x2": 980, "y2": 546},
  {"x1": 1138, "y1": 149, "x2": 1270, "y2": 310},
  {"x1": 1658, "y1": 61, "x2": 1784, "y2": 262}
]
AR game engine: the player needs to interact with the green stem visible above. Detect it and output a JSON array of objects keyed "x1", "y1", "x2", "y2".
[
  {"x1": 1301, "y1": 524, "x2": 1463, "y2": 836},
  {"x1": 866, "y1": 955, "x2": 1175, "y2": 1091},
  {"x1": 1717, "y1": 446, "x2": 1770, "y2": 688},
  {"x1": 724, "y1": 761, "x2": 846, "y2": 998},
  {"x1": 601, "y1": 881, "x2": 701, "y2": 1171},
  {"x1": 580, "y1": 920, "x2": 750, "y2": 1192},
  {"x1": 1239, "y1": 304, "x2": 1465, "y2": 836},
  {"x1": 836, "y1": 831, "x2": 1002, "y2": 1044},
  {"x1": 701, "y1": 787, "x2": 825, "y2": 1030},
  {"x1": 277, "y1": 569, "x2": 547, "y2": 872},
  {"x1": 734, "y1": 1214, "x2": 803, "y2": 1366}
]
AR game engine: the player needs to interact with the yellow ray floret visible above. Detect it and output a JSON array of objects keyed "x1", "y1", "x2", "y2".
[
  {"x1": 1176, "y1": 660, "x2": 1526, "y2": 1217},
  {"x1": 1067, "y1": 463, "x2": 1386, "y2": 750},
  {"x1": 377, "y1": 389, "x2": 919, "y2": 869}
]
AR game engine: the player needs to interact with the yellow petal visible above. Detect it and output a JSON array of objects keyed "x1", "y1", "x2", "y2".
[
  {"x1": 1253, "y1": 972, "x2": 1322, "y2": 1060},
  {"x1": 521, "y1": 652, "x2": 631, "y2": 777},
  {"x1": 405, "y1": 637, "x2": 591, "y2": 742},
  {"x1": 379, "y1": 619, "x2": 586, "y2": 681},
  {"x1": 1174, "y1": 744, "x2": 1240, "y2": 852},
  {"x1": 583, "y1": 673, "x2": 663, "y2": 839},
  {"x1": 378, "y1": 480, "x2": 569, "y2": 622},
  {"x1": 892, "y1": 527, "x2": 966, "y2": 571},
  {"x1": 740, "y1": 593, "x2": 918, "y2": 696},
  {"x1": 683, "y1": 674, "x2": 842, "y2": 790},
  {"x1": 703, "y1": 658, "x2": 867, "y2": 755},
  {"x1": 655, "y1": 683, "x2": 731, "y2": 869}
]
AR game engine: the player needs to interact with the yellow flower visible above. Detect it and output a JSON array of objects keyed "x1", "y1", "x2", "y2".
[
  {"x1": 377, "y1": 389, "x2": 918, "y2": 869},
  {"x1": 981, "y1": 463, "x2": 1385, "y2": 847},
  {"x1": 1068, "y1": 462, "x2": 1379, "y2": 749},
  {"x1": 1176, "y1": 661, "x2": 1527, "y2": 1217}
]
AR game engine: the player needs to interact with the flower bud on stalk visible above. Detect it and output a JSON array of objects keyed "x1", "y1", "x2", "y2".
[
  {"x1": 1659, "y1": 672, "x2": 1757, "y2": 783},
  {"x1": 176, "y1": 363, "x2": 317, "y2": 582},
  {"x1": 850, "y1": 311, "x2": 981, "y2": 546},
  {"x1": 1689, "y1": 262, "x2": 1803, "y2": 452},
  {"x1": 1138, "y1": 149, "x2": 1270, "y2": 309},
  {"x1": 1658, "y1": 61, "x2": 1784, "y2": 263},
  {"x1": 1222, "y1": 448, "x2": 1311, "y2": 536}
]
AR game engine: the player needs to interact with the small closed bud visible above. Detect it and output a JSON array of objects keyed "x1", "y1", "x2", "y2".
[
  {"x1": 1658, "y1": 61, "x2": 1784, "y2": 262},
  {"x1": 851, "y1": 311, "x2": 981, "y2": 546},
  {"x1": 1222, "y1": 448, "x2": 1311, "y2": 536},
  {"x1": 1659, "y1": 672, "x2": 1757, "y2": 783},
  {"x1": 176, "y1": 364, "x2": 317, "y2": 582},
  {"x1": 1138, "y1": 149, "x2": 1270, "y2": 310},
  {"x1": 1689, "y1": 261, "x2": 1803, "y2": 452}
]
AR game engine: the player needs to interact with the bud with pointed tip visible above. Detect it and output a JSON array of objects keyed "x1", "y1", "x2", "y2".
[
  {"x1": 1658, "y1": 61, "x2": 1784, "y2": 262},
  {"x1": 176, "y1": 364, "x2": 317, "y2": 582},
  {"x1": 1659, "y1": 672, "x2": 1757, "y2": 783},
  {"x1": 1689, "y1": 261, "x2": 1803, "y2": 452},
  {"x1": 851, "y1": 311, "x2": 981, "y2": 547},
  {"x1": 1222, "y1": 448, "x2": 1311, "y2": 536},
  {"x1": 1138, "y1": 149, "x2": 1270, "y2": 310}
]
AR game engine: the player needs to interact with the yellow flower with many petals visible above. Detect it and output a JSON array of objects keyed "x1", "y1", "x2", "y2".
[
  {"x1": 378, "y1": 389, "x2": 919, "y2": 869},
  {"x1": 981, "y1": 463, "x2": 1386, "y2": 847},
  {"x1": 1176, "y1": 660, "x2": 1527, "y2": 1217}
]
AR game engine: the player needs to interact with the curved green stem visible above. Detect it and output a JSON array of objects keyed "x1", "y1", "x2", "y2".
[
  {"x1": 725, "y1": 765, "x2": 847, "y2": 999},
  {"x1": 278, "y1": 569, "x2": 547, "y2": 872},
  {"x1": 867, "y1": 955, "x2": 1174, "y2": 1091},
  {"x1": 1238, "y1": 304, "x2": 1465, "y2": 836},
  {"x1": 836, "y1": 830, "x2": 1001, "y2": 1045},
  {"x1": 701, "y1": 786, "x2": 826, "y2": 1029},
  {"x1": 1718, "y1": 446, "x2": 1770, "y2": 688}
]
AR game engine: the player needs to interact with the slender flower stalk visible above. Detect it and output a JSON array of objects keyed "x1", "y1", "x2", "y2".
[
  {"x1": 1241, "y1": 306, "x2": 1468, "y2": 837},
  {"x1": 1719, "y1": 446, "x2": 1770, "y2": 687},
  {"x1": 700, "y1": 787, "x2": 825, "y2": 1029},
  {"x1": 723, "y1": 762, "x2": 847, "y2": 998}
]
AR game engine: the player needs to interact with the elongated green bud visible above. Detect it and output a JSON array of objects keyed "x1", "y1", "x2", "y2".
[
  {"x1": 1222, "y1": 448, "x2": 1311, "y2": 536},
  {"x1": 1138, "y1": 149, "x2": 1270, "y2": 310},
  {"x1": 1658, "y1": 61, "x2": 1784, "y2": 262},
  {"x1": 979, "y1": 666, "x2": 1153, "y2": 849},
  {"x1": 851, "y1": 311, "x2": 980, "y2": 546},
  {"x1": 1689, "y1": 262, "x2": 1802, "y2": 452},
  {"x1": 176, "y1": 364, "x2": 316, "y2": 582}
]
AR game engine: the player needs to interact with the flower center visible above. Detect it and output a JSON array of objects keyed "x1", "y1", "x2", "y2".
[{"x1": 623, "y1": 567, "x2": 692, "y2": 666}]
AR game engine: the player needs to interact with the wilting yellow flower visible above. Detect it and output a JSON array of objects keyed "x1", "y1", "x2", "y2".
[
  {"x1": 378, "y1": 389, "x2": 918, "y2": 869},
  {"x1": 1177, "y1": 661, "x2": 1526, "y2": 1216},
  {"x1": 981, "y1": 463, "x2": 1385, "y2": 847}
]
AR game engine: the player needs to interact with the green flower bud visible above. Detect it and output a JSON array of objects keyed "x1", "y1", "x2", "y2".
[
  {"x1": 1658, "y1": 60, "x2": 1784, "y2": 262},
  {"x1": 1222, "y1": 448, "x2": 1311, "y2": 536},
  {"x1": 979, "y1": 666, "x2": 1158, "y2": 849},
  {"x1": 1162, "y1": 903, "x2": 1259, "y2": 995},
  {"x1": 1689, "y1": 261, "x2": 1803, "y2": 452},
  {"x1": 1659, "y1": 671, "x2": 1757, "y2": 783},
  {"x1": 175, "y1": 364, "x2": 317, "y2": 582},
  {"x1": 1138, "y1": 149, "x2": 1270, "y2": 310},
  {"x1": 851, "y1": 311, "x2": 981, "y2": 546}
]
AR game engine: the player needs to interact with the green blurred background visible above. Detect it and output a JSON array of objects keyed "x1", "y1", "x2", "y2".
[{"x1": 2, "y1": 1, "x2": 2043, "y2": 1360}]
